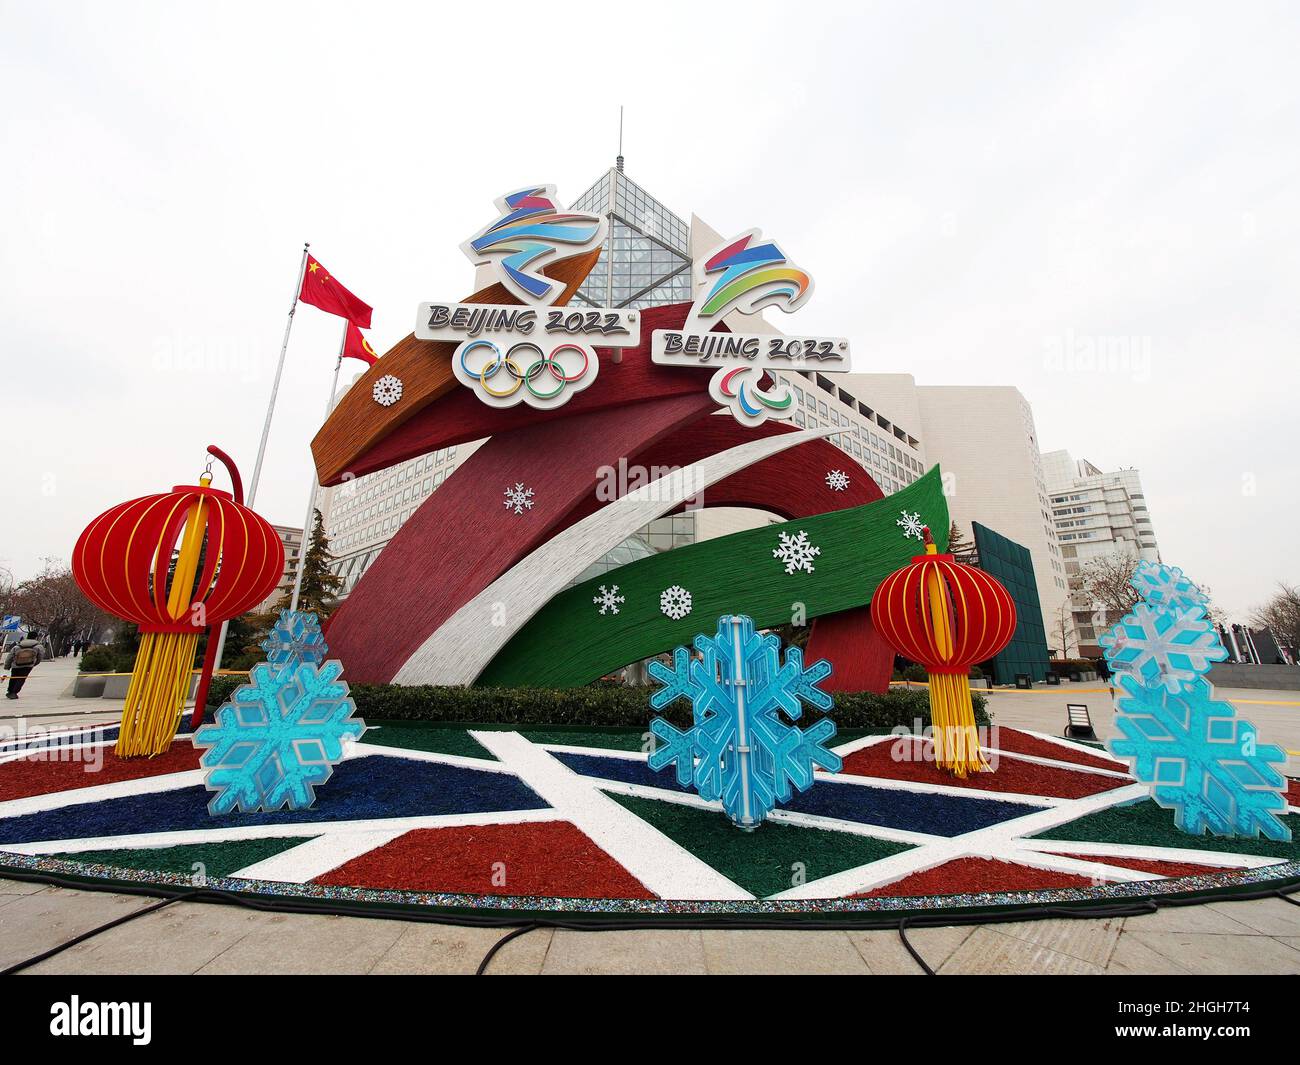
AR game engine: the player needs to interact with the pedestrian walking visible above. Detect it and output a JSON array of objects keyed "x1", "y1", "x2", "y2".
[{"x1": 3, "y1": 631, "x2": 44, "y2": 699}]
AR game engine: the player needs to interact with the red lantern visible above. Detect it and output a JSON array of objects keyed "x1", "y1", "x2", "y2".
[
  {"x1": 73, "y1": 483, "x2": 282, "y2": 634},
  {"x1": 870, "y1": 528, "x2": 1016, "y2": 776},
  {"x1": 73, "y1": 471, "x2": 283, "y2": 756}
]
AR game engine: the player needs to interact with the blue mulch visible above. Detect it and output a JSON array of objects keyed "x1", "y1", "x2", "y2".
[
  {"x1": 0, "y1": 755, "x2": 549, "y2": 845},
  {"x1": 554, "y1": 751, "x2": 1047, "y2": 837}
]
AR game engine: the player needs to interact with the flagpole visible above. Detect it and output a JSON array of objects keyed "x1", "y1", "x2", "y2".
[
  {"x1": 249, "y1": 241, "x2": 311, "y2": 506},
  {"x1": 208, "y1": 241, "x2": 309, "y2": 682},
  {"x1": 288, "y1": 320, "x2": 348, "y2": 614}
]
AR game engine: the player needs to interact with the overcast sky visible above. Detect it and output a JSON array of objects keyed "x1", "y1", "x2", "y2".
[{"x1": 1, "y1": 1, "x2": 1296, "y2": 619}]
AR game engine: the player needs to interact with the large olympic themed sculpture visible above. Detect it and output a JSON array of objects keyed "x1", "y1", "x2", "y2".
[{"x1": 312, "y1": 184, "x2": 955, "y2": 698}]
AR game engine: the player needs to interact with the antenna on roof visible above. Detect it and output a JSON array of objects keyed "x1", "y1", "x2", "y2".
[{"x1": 616, "y1": 106, "x2": 625, "y2": 173}]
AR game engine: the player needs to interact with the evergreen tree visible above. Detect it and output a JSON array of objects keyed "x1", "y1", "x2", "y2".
[
  {"x1": 273, "y1": 510, "x2": 343, "y2": 620},
  {"x1": 947, "y1": 521, "x2": 978, "y2": 565}
]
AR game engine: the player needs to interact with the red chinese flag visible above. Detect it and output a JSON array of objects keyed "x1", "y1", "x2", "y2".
[
  {"x1": 299, "y1": 255, "x2": 373, "y2": 328},
  {"x1": 343, "y1": 322, "x2": 379, "y2": 366}
]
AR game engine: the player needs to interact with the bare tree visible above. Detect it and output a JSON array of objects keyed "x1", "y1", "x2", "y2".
[
  {"x1": 8, "y1": 558, "x2": 111, "y2": 654},
  {"x1": 1051, "y1": 600, "x2": 1076, "y2": 659},
  {"x1": 1251, "y1": 583, "x2": 1300, "y2": 659},
  {"x1": 1078, "y1": 552, "x2": 1142, "y2": 629}
]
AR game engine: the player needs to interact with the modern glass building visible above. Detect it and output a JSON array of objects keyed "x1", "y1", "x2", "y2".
[{"x1": 571, "y1": 168, "x2": 694, "y2": 309}]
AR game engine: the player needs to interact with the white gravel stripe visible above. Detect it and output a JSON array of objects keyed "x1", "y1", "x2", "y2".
[
  {"x1": 472, "y1": 730, "x2": 751, "y2": 901},
  {"x1": 770, "y1": 783, "x2": 1153, "y2": 899}
]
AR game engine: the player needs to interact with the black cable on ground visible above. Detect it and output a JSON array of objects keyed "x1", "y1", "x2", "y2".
[
  {"x1": 896, "y1": 916, "x2": 934, "y2": 975},
  {"x1": 1277, "y1": 890, "x2": 1300, "y2": 908},
  {"x1": 476, "y1": 923, "x2": 542, "y2": 975},
  {"x1": 1, "y1": 893, "x2": 185, "y2": 975}
]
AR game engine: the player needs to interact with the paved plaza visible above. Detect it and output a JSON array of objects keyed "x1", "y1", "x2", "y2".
[{"x1": 3, "y1": 658, "x2": 1298, "y2": 975}]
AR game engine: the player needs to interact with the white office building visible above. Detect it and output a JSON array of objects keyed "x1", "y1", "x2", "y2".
[
  {"x1": 846, "y1": 375, "x2": 1071, "y2": 648},
  {"x1": 1043, "y1": 449, "x2": 1161, "y2": 656}
]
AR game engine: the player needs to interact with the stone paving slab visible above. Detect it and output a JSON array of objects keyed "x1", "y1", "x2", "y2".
[
  {"x1": 0, "y1": 876, "x2": 50, "y2": 896},
  {"x1": 1120, "y1": 901, "x2": 1274, "y2": 936},
  {"x1": 1121, "y1": 930, "x2": 1300, "y2": 975},
  {"x1": 1104, "y1": 930, "x2": 1196, "y2": 974},
  {"x1": 371, "y1": 922, "x2": 554, "y2": 975},
  {"x1": 845, "y1": 925, "x2": 975, "y2": 974},
  {"x1": 25, "y1": 899, "x2": 275, "y2": 974},
  {"x1": 0, "y1": 886, "x2": 158, "y2": 970},
  {"x1": 986, "y1": 916, "x2": 1123, "y2": 968},
  {"x1": 939, "y1": 926, "x2": 1107, "y2": 974},
  {"x1": 541, "y1": 929, "x2": 709, "y2": 975},
  {"x1": 193, "y1": 912, "x2": 406, "y2": 975},
  {"x1": 700, "y1": 929, "x2": 869, "y2": 974},
  {"x1": 1202, "y1": 897, "x2": 1300, "y2": 937}
]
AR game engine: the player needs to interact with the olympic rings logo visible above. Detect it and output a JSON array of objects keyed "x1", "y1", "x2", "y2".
[{"x1": 452, "y1": 338, "x2": 600, "y2": 409}]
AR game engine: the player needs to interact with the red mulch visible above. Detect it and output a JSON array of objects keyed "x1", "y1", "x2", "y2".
[
  {"x1": 836, "y1": 737, "x2": 1126, "y2": 799},
  {"x1": 1042, "y1": 852, "x2": 1240, "y2": 878},
  {"x1": 314, "y1": 821, "x2": 657, "y2": 900},
  {"x1": 984, "y1": 728, "x2": 1126, "y2": 772},
  {"x1": 857, "y1": 857, "x2": 1099, "y2": 898},
  {"x1": 0, "y1": 742, "x2": 201, "y2": 803}
]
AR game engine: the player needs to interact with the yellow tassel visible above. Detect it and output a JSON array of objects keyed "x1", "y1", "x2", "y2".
[
  {"x1": 116, "y1": 491, "x2": 207, "y2": 759},
  {"x1": 929, "y1": 671, "x2": 988, "y2": 778}
]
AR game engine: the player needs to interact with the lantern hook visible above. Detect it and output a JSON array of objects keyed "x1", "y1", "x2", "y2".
[{"x1": 204, "y1": 445, "x2": 245, "y2": 504}]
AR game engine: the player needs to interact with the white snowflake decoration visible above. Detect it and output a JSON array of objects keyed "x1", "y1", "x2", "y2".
[
  {"x1": 825, "y1": 469, "x2": 850, "y2": 492},
  {"x1": 659, "y1": 584, "x2": 693, "y2": 621},
  {"x1": 896, "y1": 510, "x2": 925, "y2": 541},
  {"x1": 372, "y1": 374, "x2": 403, "y2": 407},
  {"x1": 503, "y1": 482, "x2": 535, "y2": 515},
  {"x1": 773, "y1": 530, "x2": 821, "y2": 575},
  {"x1": 1130, "y1": 561, "x2": 1211, "y2": 614},
  {"x1": 1099, "y1": 603, "x2": 1228, "y2": 694},
  {"x1": 593, "y1": 584, "x2": 626, "y2": 615}
]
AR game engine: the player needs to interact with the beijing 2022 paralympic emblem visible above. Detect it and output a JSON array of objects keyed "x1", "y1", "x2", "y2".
[{"x1": 652, "y1": 230, "x2": 850, "y2": 428}]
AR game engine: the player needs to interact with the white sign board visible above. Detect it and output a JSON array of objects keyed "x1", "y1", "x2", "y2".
[
  {"x1": 416, "y1": 303, "x2": 640, "y2": 348},
  {"x1": 651, "y1": 330, "x2": 849, "y2": 371}
]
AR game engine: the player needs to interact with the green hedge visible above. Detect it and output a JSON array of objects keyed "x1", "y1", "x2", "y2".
[
  {"x1": 1048, "y1": 658, "x2": 1101, "y2": 675},
  {"x1": 203, "y1": 675, "x2": 989, "y2": 730},
  {"x1": 79, "y1": 647, "x2": 134, "y2": 674}
]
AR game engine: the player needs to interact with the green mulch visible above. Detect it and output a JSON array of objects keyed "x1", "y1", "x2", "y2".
[
  {"x1": 362, "y1": 724, "x2": 497, "y2": 761},
  {"x1": 55, "y1": 837, "x2": 312, "y2": 879},
  {"x1": 608, "y1": 793, "x2": 913, "y2": 899},
  {"x1": 518, "y1": 728, "x2": 649, "y2": 752},
  {"x1": 1033, "y1": 799, "x2": 1300, "y2": 861}
]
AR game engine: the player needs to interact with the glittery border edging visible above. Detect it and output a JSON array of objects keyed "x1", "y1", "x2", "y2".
[{"x1": 2, "y1": 850, "x2": 1297, "y2": 918}]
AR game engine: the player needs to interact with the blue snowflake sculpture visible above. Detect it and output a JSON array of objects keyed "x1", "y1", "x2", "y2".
[
  {"x1": 193, "y1": 660, "x2": 366, "y2": 815},
  {"x1": 1101, "y1": 562, "x2": 1291, "y2": 842},
  {"x1": 647, "y1": 615, "x2": 841, "y2": 829},
  {"x1": 260, "y1": 609, "x2": 328, "y2": 674},
  {"x1": 1129, "y1": 561, "x2": 1211, "y2": 613},
  {"x1": 1098, "y1": 603, "x2": 1228, "y2": 693},
  {"x1": 1111, "y1": 674, "x2": 1290, "y2": 840}
]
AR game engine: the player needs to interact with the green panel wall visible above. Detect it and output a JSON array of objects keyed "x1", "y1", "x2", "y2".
[
  {"x1": 478, "y1": 468, "x2": 950, "y2": 688},
  {"x1": 971, "y1": 521, "x2": 1050, "y2": 684}
]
